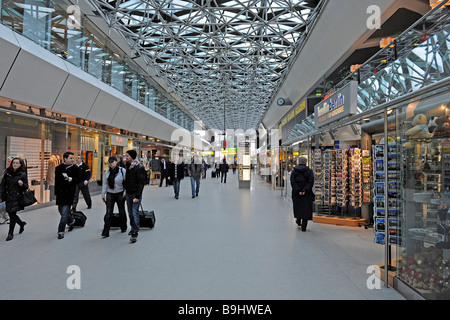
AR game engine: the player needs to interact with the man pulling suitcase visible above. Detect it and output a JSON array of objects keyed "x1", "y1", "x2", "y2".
[{"x1": 123, "y1": 150, "x2": 146, "y2": 243}]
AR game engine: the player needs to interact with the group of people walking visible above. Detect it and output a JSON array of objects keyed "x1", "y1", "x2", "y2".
[
  {"x1": 163, "y1": 155, "x2": 230, "y2": 199},
  {"x1": 1, "y1": 151, "x2": 315, "y2": 241},
  {"x1": 0, "y1": 149, "x2": 146, "y2": 243}
]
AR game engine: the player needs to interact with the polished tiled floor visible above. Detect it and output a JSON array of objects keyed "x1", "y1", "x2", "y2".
[{"x1": 0, "y1": 171, "x2": 405, "y2": 300}]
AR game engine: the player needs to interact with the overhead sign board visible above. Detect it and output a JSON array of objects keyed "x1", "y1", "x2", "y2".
[
  {"x1": 110, "y1": 134, "x2": 129, "y2": 147},
  {"x1": 314, "y1": 81, "x2": 358, "y2": 129}
]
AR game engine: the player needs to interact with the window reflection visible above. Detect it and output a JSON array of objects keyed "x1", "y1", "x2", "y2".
[{"x1": 0, "y1": 0, "x2": 194, "y2": 131}]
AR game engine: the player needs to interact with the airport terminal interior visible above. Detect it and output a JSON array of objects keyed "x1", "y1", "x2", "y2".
[{"x1": 0, "y1": 0, "x2": 449, "y2": 301}]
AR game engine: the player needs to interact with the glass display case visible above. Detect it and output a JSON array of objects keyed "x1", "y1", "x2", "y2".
[{"x1": 396, "y1": 89, "x2": 450, "y2": 299}]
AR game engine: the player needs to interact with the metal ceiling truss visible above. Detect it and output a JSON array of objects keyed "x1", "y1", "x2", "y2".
[{"x1": 89, "y1": 0, "x2": 324, "y2": 131}]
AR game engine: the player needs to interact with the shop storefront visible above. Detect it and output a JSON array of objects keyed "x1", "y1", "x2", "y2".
[
  {"x1": 0, "y1": 99, "x2": 147, "y2": 206},
  {"x1": 0, "y1": 112, "x2": 66, "y2": 203},
  {"x1": 281, "y1": 80, "x2": 450, "y2": 299}
]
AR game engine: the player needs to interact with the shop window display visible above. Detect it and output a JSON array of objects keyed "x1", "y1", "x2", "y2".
[{"x1": 396, "y1": 90, "x2": 450, "y2": 299}]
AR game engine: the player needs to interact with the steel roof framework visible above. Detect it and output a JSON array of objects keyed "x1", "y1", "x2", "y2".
[{"x1": 90, "y1": 0, "x2": 323, "y2": 131}]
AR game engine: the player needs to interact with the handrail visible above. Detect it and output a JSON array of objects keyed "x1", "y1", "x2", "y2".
[{"x1": 328, "y1": 0, "x2": 450, "y2": 96}]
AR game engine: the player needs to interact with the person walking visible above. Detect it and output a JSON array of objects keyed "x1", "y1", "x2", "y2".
[
  {"x1": 101, "y1": 156, "x2": 127, "y2": 237},
  {"x1": 201, "y1": 159, "x2": 208, "y2": 179},
  {"x1": 55, "y1": 152, "x2": 81, "y2": 239},
  {"x1": 0, "y1": 158, "x2": 28, "y2": 241},
  {"x1": 233, "y1": 160, "x2": 237, "y2": 174},
  {"x1": 123, "y1": 149, "x2": 146, "y2": 243},
  {"x1": 72, "y1": 154, "x2": 92, "y2": 212},
  {"x1": 220, "y1": 158, "x2": 229, "y2": 183},
  {"x1": 187, "y1": 155, "x2": 203, "y2": 198},
  {"x1": 215, "y1": 161, "x2": 221, "y2": 180},
  {"x1": 168, "y1": 155, "x2": 185, "y2": 199},
  {"x1": 117, "y1": 154, "x2": 126, "y2": 168},
  {"x1": 290, "y1": 156, "x2": 315, "y2": 232},
  {"x1": 159, "y1": 157, "x2": 169, "y2": 187}
]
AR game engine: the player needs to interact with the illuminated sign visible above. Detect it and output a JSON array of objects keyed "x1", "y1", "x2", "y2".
[
  {"x1": 314, "y1": 81, "x2": 358, "y2": 129},
  {"x1": 295, "y1": 100, "x2": 306, "y2": 114},
  {"x1": 222, "y1": 148, "x2": 236, "y2": 155},
  {"x1": 110, "y1": 134, "x2": 129, "y2": 147}
]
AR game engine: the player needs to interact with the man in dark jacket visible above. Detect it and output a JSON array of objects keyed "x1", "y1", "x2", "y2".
[
  {"x1": 72, "y1": 154, "x2": 92, "y2": 211},
  {"x1": 187, "y1": 155, "x2": 203, "y2": 198},
  {"x1": 55, "y1": 152, "x2": 81, "y2": 239},
  {"x1": 159, "y1": 157, "x2": 169, "y2": 187},
  {"x1": 290, "y1": 156, "x2": 315, "y2": 231},
  {"x1": 124, "y1": 149, "x2": 146, "y2": 243},
  {"x1": 220, "y1": 158, "x2": 229, "y2": 183},
  {"x1": 168, "y1": 155, "x2": 185, "y2": 199}
]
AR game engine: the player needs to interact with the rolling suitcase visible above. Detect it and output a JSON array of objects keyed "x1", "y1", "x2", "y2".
[
  {"x1": 72, "y1": 211, "x2": 87, "y2": 227},
  {"x1": 110, "y1": 212, "x2": 121, "y2": 228},
  {"x1": 139, "y1": 205, "x2": 155, "y2": 229},
  {"x1": 211, "y1": 170, "x2": 216, "y2": 178}
]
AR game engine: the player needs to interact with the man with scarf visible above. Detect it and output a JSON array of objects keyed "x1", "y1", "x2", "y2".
[
  {"x1": 55, "y1": 152, "x2": 81, "y2": 239},
  {"x1": 123, "y1": 149, "x2": 146, "y2": 243},
  {"x1": 101, "y1": 156, "x2": 127, "y2": 237}
]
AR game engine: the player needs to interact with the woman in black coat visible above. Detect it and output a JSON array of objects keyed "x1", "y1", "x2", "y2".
[
  {"x1": 0, "y1": 158, "x2": 29, "y2": 241},
  {"x1": 168, "y1": 155, "x2": 185, "y2": 199},
  {"x1": 290, "y1": 157, "x2": 315, "y2": 231}
]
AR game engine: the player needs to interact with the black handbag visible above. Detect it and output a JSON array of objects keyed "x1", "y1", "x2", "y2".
[{"x1": 20, "y1": 189, "x2": 38, "y2": 207}]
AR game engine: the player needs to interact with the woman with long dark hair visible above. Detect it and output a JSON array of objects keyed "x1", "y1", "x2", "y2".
[{"x1": 0, "y1": 157, "x2": 28, "y2": 241}]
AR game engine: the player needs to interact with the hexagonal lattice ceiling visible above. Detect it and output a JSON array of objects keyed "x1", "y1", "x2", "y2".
[{"x1": 90, "y1": 0, "x2": 324, "y2": 131}]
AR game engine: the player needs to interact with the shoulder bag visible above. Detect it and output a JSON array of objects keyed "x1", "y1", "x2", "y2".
[{"x1": 19, "y1": 189, "x2": 38, "y2": 207}]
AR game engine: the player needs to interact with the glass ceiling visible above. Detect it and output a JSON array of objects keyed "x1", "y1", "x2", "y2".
[{"x1": 90, "y1": 0, "x2": 324, "y2": 131}]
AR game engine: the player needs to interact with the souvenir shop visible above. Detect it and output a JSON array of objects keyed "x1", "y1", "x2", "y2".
[{"x1": 283, "y1": 81, "x2": 450, "y2": 299}]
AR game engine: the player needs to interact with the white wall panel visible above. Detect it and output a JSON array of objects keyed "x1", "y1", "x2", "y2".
[
  {"x1": 156, "y1": 121, "x2": 180, "y2": 142},
  {"x1": 86, "y1": 90, "x2": 122, "y2": 125},
  {"x1": 0, "y1": 25, "x2": 21, "y2": 90},
  {"x1": 129, "y1": 109, "x2": 151, "y2": 134},
  {"x1": 0, "y1": 43, "x2": 69, "y2": 108},
  {"x1": 52, "y1": 75, "x2": 100, "y2": 118},
  {"x1": 110, "y1": 102, "x2": 138, "y2": 130}
]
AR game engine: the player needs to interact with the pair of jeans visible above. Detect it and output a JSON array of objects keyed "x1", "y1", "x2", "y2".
[
  {"x1": 126, "y1": 193, "x2": 142, "y2": 234},
  {"x1": 173, "y1": 178, "x2": 180, "y2": 197},
  {"x1": 58, "y1": 204, "x2": 74, "y2": 234},
  {"x1": 190, "y1": 177, "x2": 200, "y2": 196},
  {"x1": 104, "y1": 192, "x2": 127, "y2": 232}
]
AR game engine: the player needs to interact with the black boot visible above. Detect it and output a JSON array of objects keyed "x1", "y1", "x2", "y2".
[
  {"x1": 6, "y1": 234, "x2": 13, "y2": 241},
  {"x1": 19, "y1": 221, "x2": 27, "y2": 234}
]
